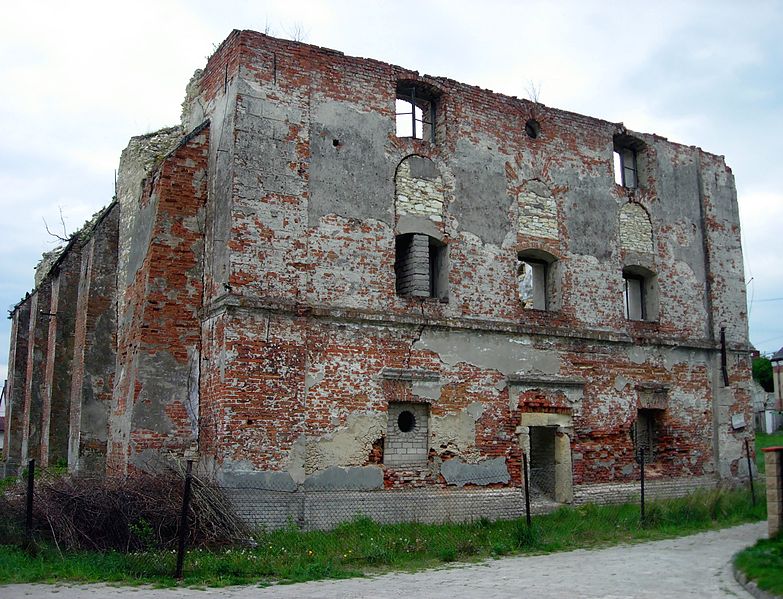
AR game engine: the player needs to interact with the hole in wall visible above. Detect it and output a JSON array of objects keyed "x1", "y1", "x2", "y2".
[
  {"x1": 525, "y1": 119, "x2": 540, "y2": 139},
  {"x1": 332, "y1": 139, "x2": 340, "y2": 147},
  {"x1": 397, "y1": 410, "x2": 416, "y2": 433}
]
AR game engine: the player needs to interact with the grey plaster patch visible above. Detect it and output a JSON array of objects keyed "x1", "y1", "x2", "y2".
[
  {"x1": 303, "y1": 466, "x2": 383, "y2": 490},
  {"x1": 653, "y1": 145, "x2": 706, "y2": 277},
  {"x1": 415, "y1": 329, "x2": 560, "y2": 376},
  {"x1": 466, "y1": 402, "x2": 485, "y2": 421},
  {"x1": 81, "y1": 388, "x2": 109, "y2": 442},
  {"x1": 441, "y1": 457, "x2": 510, "y2": 487},
  {"x1": 451, "y1": 137, "x2": 512, "y2": 246},
  {"x1": 562, "y1": 177, "x2": 618, "y2": 259},
  {"x1": 305, "y1": 364, "x2": 325, "y2": 390},
  {"x1": 309, "y1": 100, "x2": 393, "y2": 226},
  {"x1": 186, "y1": 349, "x2": 199, "y2": 438},
  {"x1": 286, "y1": 435, "x2": 307, "y2": 484},
  {"x1": 126, "y1": 198, "x2": 157, "y2": 283},
  {"x1": 431, "y1": 408, "x2": 480, "y2": 461},
  {"x1": 396, "y1": 213, "x2": 443, "y2": 240},
  {"x1": 662, "y1": 348, "x2": 708, "y2": 372},
  {"x1": 306, "y1": 412, "x2": 387, "y2": 473},
  {"x1": 130, "y1": 351, "x2": 184, "y2": 435},
  {"x1": 412, "y1": 379, "x2": 442, "y2": 401},
  {"x1": 614, "y1": 375, "x2": 630, "y2": 392},
  {"x1": 85, "y1": 309, "x2": 115, "y2": 373},
  {"x1": 408, "y1": 155, "x2": 439, "y2": 179},
  {"x1": 628, "y1": 346, "x2": 648, "y2": 365},
  {"x1": 240, "y1": 92, "x2": 302, "y2": 124},
  {"x1": 220, "y1": 468, "x2": 298, "y2": 491}
]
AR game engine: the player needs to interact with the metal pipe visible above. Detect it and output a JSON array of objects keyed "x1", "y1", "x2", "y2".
[{"x1": 175, "y1": 460, "x2": 194, "y2": 579}]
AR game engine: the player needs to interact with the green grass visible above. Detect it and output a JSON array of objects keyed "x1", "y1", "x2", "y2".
[
  {"x1": 735, "y1": 534, "x2": 783, "y2": 595},
  {"x1": 0, "y1": 486, "x2": 765, "y2": 587},
  {"x1": 734, "y1": 430, "x2": 783, "y2": 595},
  {"x1": 755, "y1": 431, "x2": 783, "y2": 474}
]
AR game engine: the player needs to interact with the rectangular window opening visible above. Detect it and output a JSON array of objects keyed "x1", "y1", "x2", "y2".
[
  {"x1": 633, "y1": 409, "x2": 658, "y2": 463},
  {"x1": 518, "y1": 259, "x2": 548, "y2": 310},
  {"x1": 429, "y1": 239, "x2": 447, "y2": 301},
  {"x1": 613, "y1": 135, "x2": 643, "y2": 189},
  {"x1": 396, "y1": 234, "x2": 447, "y2": 300},
  {"x1": 396, "y1": 86, "x2": 435, "y2": 141},
  {"x1": 624, "y1": 274, "x2": 645, "y2": 320}
]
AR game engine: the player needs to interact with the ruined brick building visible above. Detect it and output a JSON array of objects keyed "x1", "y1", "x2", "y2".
[{"x1": 3, "y1": 30, "x2": 754, "y2": 523}]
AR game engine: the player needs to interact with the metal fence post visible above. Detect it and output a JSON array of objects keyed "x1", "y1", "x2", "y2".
[
  {"x1": 522, "y1": 452, "x2": 531, "y2": 528},
  {"x1": 25, "y1": 459, "x2": 35, "y2": 542},
  {"x1": 745, "y1": 438, "x2": 756, "y2": 507},
  {"x1": 639, "y1": 449, "x2": 646, "y2": 524},
  {"x1": 175, "y1": 460, "x2": 194, "y2": 579}
]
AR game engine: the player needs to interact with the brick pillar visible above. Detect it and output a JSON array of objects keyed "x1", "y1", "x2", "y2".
[
  {"x1": 68, "y1": 206, "x2": 118, "y2": 474},
  {"x1": 763, "y1": 446, "x2": 783, "y2": 537},
  {"x1": 43, "y1": 249, "x2": 81, "y2": 468},
  {"x1": 3, "y1": 301, "x2": 31, "y2": 475},
  {"x1": 21, "y1": 284, "x2": 51, "y2": 465}
]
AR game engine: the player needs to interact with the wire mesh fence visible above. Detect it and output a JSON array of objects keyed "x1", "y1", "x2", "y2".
[
  {"x1": 0, "y1": 459, "x2": 557, "y2": 577},
  {"x1": 0, "y1": 453, "x2": 758, "y2": 581}
]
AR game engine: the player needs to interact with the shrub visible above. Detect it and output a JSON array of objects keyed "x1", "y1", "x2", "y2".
[{"x1": 0, "y1": 469, "x2": 249, "y2": 552}]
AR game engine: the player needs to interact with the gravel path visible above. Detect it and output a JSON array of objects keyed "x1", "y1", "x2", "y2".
[{"x1": 2, "y1": 522, "x2": 766, "y2": 598}]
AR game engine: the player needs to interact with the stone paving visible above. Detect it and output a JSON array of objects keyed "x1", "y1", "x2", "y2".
[{"x1": 2, "y1": 522, "x2": 766, "y2": 599}]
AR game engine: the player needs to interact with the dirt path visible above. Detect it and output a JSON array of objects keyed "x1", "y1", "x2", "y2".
[{"x1": 2, "y1": 522, "x2": 766, "y2": 598}]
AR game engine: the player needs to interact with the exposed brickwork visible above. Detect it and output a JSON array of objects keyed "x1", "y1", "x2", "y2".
[
  {"x1": 108, "y1": 124, "x2": 209, "y2": 474},
  {"x1": 4, "y1": 31, "x2": 755, "y2": 528}
]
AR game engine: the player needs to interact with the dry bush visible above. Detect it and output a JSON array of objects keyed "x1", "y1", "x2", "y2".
[{"x1": 1, "y1": 469, "x2": 250, "y2": 552}]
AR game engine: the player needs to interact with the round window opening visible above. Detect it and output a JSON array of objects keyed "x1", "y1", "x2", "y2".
[
  {"x1": 525, "y1": 119, "x2": 541, "y2": 139},
  {"x1": 397, "y1": 410, "x2": 416, "y2": 433}
]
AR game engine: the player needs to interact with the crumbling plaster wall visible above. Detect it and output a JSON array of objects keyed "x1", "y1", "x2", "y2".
[
  {"x1": 2, "y1": 301, "x2": 30, "y2": 474},
  {"x1": 189, "y1": 31, "x2": 751, "y2": 492},
  {"x1": 108, "y1": 124, "x2": 209, "y2": 474},
  {"x1": 41, "y1": 246, "x2": 82, "y2": 467},
  {"x1": 20, "y1": 285, "x2": 50, "y2": 465},
  {"x1": 68, "y1": 205, "x2": 119, "y2": 473},
  {"x1": 3, "y1": 30, "x2": 753, "y2": 497}
]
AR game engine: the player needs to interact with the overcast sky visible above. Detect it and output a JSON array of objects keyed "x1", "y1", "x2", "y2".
[{"x1": 1, "y1": 0, "x2": 781, "y2": 393}]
